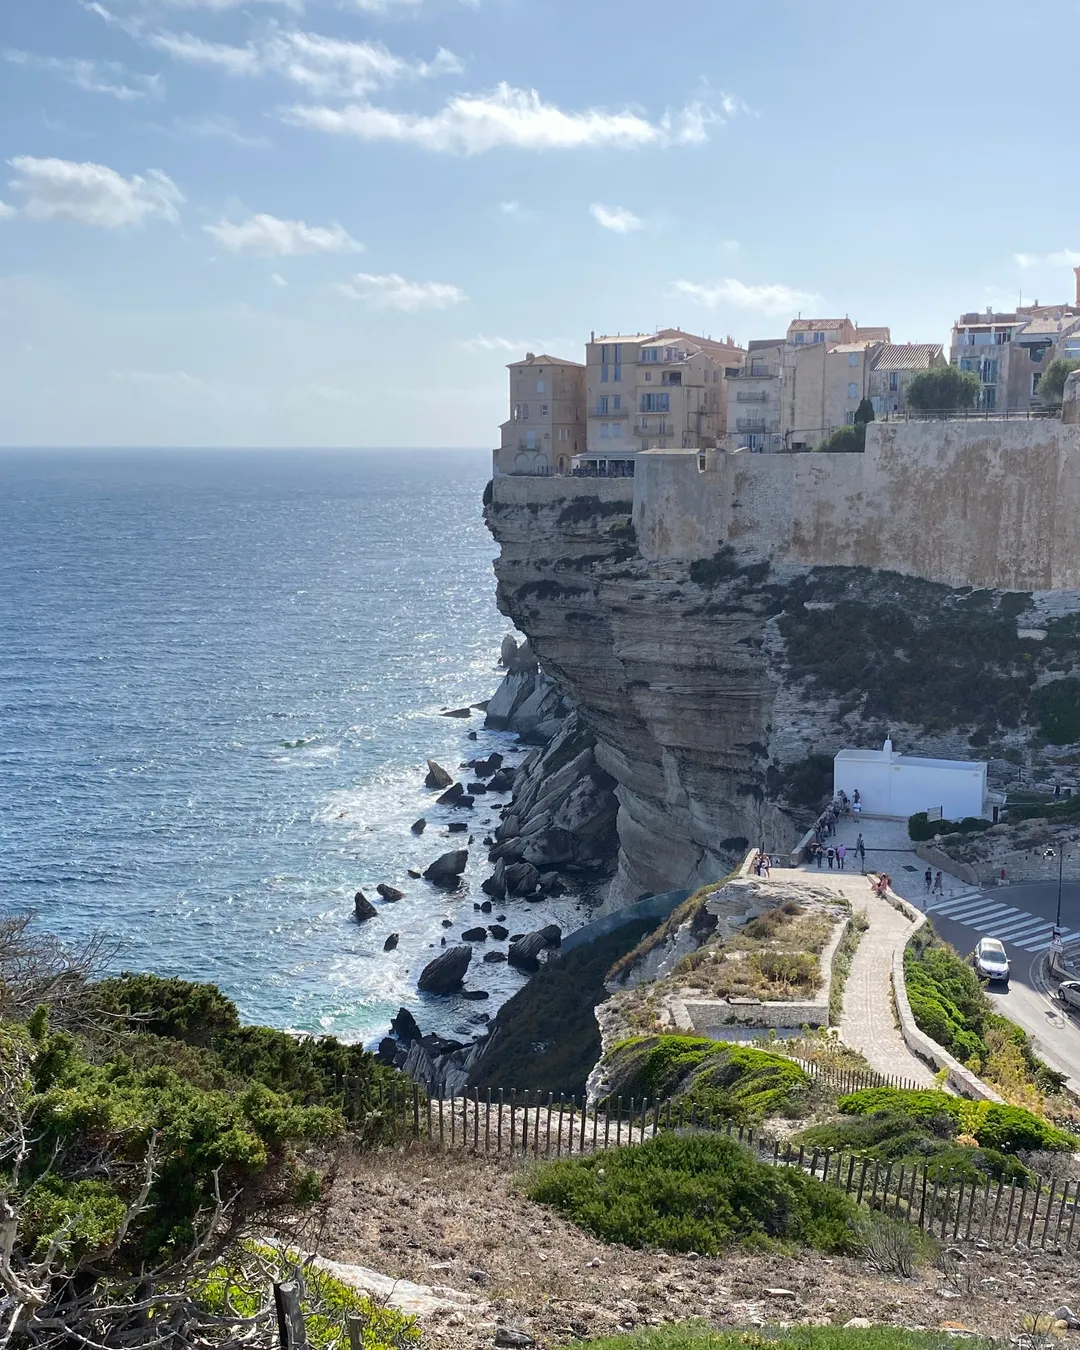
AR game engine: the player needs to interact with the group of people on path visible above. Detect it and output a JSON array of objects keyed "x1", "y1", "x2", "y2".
[
  {"x1": 923, "y1": 866, "x2": 944, "y2": 898},
  {"x1": 751, "y1": 850, "x2": 772, "y2": 877},
  {"x1": 806, "y1": 830, "x2": 866, "y2": 872}
]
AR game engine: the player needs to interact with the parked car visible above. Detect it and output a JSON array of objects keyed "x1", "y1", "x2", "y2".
[
  {"x1": 972, "y1": 937, "x2": 1010, "y2": 984},
  {"x1": 1058, "y1": 980, "x2": 1080, "y2": 1011}
]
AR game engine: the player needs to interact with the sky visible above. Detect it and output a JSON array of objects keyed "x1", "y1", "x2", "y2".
[{"x1": 1, "y1": 0, "x2": 1078, "y2": 448}]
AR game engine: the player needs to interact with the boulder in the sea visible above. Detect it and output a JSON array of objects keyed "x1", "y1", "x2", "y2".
[
  {"x1": 391, "y1": 1006, "x2": 423, "y2": 1044},
  {"x1": 508, "y1": 927, "x2": 561, "y2": 971},
  {"x1": 417, "y1": 945, "x2": 472, "y2": 994},
  {"x1": 441, "y1": 918, "x2": 453, "y2": 928},
  {"x1": 354, "y1": 891, "x2": 378, "y2": 922},
  {"x1": 499, "y1": 634, "x2": 519, "y2": 668},
  {"x1": 383, "y1": 932, "x2": 400, "y2": 952},
  {"x1": 425, "y1": 760, "x2": 453, "y2": 790},
  {"x1": 457, "y1": 795, "x2": 475, "y2": 809},
  {"x1": 467, "y1": 730, "x2": 478, "y2": 741},
  {"x1": 411, "y1": 818, "x2": 427, "y2": 835},
  {"x1": 461, "y1": 989, "x2": 490, "y2": 1001},
  {"x1": 377, "y1": 1037, "x2": 399, "y2": 1064},
  {"x1": 481, "y1": 859, "x2": 507, "y2": 900},
  {"x1": 488, "y1": 924, "x2": 509, "y2": 940},
  {"x1": 461, "y1": 927, "x2": 488, "y2": 942},
  {"x1": 539, "y1": 872, "x2": 566, "y2": 895},
  {"x1": 504, "y1": 861, "x2": 541, "y2": 896},
  {"x1": 437, "y1": 782, "x2": 465, "y2": 806},
  {"x1": 540, "y1": 924, "x2": 562, "y2": 946},
  {"x1": 407, "y1": 868, "x2": 422, "y2": 879},
  {"x1": 447, "y1": 821, "x2": 468, "y2": 834},
  {"x1": 479, "y1": 899, "x2": 492, "y2": 914},
  {"x1": 487, "y1": 768, "x2": 515, "y2": 794},
  {"x1": 377, "y1": 883, "x2": 405, "y2": 902},
  {"x1": 467, "y1": 782, "x2": 488, "y2": 795},
  {"x1": 423, "y1": 849, "x2": 469, "y2": 885},
  {"x1": 442, "y1": 706, "x2": 472, "y2": 719},
  {"x1": 483, "y1": 950, "x2": 508, "y2": 964}
]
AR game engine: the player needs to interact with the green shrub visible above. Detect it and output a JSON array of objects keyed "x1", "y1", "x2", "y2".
[
  {"x1": 972, "y1": 1103, "x2": 1077, "y2": 1154},
  {"x1": 601, "y1": 1038, "x2": 811, "y2": 1123},
  {"x1": 815, "y1": 424, "x2": 865, "y2": 453},
  {"x1": 908, "y1": 813, "x2": 992, "y2": 842},
  {"x1": 527, "y1": 1131, "x2": 860, "y2": 1255},
  {"x1": 568, "y1": 1325, "x2": 985, "y2": 1350},
  {"x1": 904, "y1": 929, "x2": 991, "y2": 1063},
  {"x1": 1032, "y1": 677, "x2": 1080, "y2": 745},
  {"x1": 838, "y1": 1087, "x2": 962, "y2": 1126}
]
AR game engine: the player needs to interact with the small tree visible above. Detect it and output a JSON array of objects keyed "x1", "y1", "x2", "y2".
[
  {"x1": 1036, "y1": 357, "x2": 1080, "y2": 406},
  {"x1": 906, "y1": 365, "x2": 982, "y2": 413},
  {"x1": 854, "y1": 397, "x2": 875, "y2": 425},
  {"x1": 815, "y1": 424, "x2": 865, "y2": 452}
]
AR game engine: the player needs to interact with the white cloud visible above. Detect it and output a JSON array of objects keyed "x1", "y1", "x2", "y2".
[
  {"x1": 271, "y1": 271, "x2": 288, "y2": 287},
  {"x1": 112, "y1": 369, "x2": 206, "y2": 388},
  {"x1": 142, "y1": 26, "x2": 459, "y2": 96},
  {"x1": 459, "y1": 335, "x2": 522, "y2": 351},
  {"x1": 0, "y1": 200, "x2": 15, "y2": 219},
  {"x1": 338, "y1": 271, "x2": 466, "y2": 311},
  {"x1": 8, "y1": 156, "x2": 183, "y2": 228},
  {"x1": 145, "y1": 31, "x2": 261, "y2": 75},
  {"x1": 204, "y1": 213, "x2": 362, "y2": 255},
  {"x1": 162, "y1": 0, "x2": 303, "y2": 9},
  {"x1": 3, "y1": 50, "x2": 163, "y2": 101},
  {"x1": 284, "y1": 85, "x2": 721, "y2": 154},
  {"x1": 590, "y1": 202, "x2": 643, "y2": 233},
  {"x1": 719, "y1": 238, "x2": 739, "y2": 252},
  {"x1": 1014, "y1": 249, "x2": 1080, "y2": 269},
  {"x1": 498, "y1": 200, "x2": 519, "y2": 214},
  {"x1": 672, "y1": 277, "x2": 818, "y2": 315}
]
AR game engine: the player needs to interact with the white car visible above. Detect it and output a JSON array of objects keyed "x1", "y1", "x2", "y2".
[
  {"x1": 1058, "y1": 980, "x2": 1080, "y2": 1012},
  {"x1": 972, "y1": 937, "x2": 1010, "y2": 984}
]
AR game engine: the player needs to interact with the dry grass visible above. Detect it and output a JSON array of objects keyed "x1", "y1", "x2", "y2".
[
  {"x1": 671, "y1": 904, "x2": 842, "y2": 1002},
  {"x1": 322, "y1": 1142, "x2": 1080, "y2": 1349}
]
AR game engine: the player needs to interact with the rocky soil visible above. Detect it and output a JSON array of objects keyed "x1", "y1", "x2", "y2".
[{"x1": 326, "y1": 1145, "x2": 1080, "y2": 1348}]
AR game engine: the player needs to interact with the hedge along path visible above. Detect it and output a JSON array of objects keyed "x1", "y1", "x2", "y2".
[{"x1": 821, "y1": 871, "x2": 939, "y2": 1086}]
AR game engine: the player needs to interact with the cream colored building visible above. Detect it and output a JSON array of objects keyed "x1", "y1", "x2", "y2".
[
  {"x1": 868, "y1": 344, "x2": 947, "y2": 416},
  {"x1": 578, "y1": 328, "x2": 744, "y2": 473},
  {"x1": 493, "y1": 353, "x2": 586, "y2": 476}
]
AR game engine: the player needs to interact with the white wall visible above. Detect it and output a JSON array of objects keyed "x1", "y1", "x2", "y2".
[{"x1": 834, "y1": 756, "x2": 985, "y2": 820}]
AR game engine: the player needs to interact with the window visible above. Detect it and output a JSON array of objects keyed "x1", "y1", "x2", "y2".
[
  {"x1": 995, "y1": 330, "x2": 1012, "y2": 344},
  {"x1": 600, "y1": 423, "x2": 611, "y2": 439},
  {"x1": 612, "y1": 395, "x2": 621, "y2": 411},
  {"x1": 848, "y1": 383, "x2": 859, "y2": 399},
  {"x1": 1033, "y1": 372, "x2": 1043, "y2": 396},
  {"x1": 813, "y1": 332, "x2": 825, "y2": 344},
  {"x1": 541, "y1": 404, "x2": 549, "y2": 417},
  {"x1": 600, "y1": 365, "x2": 609, "y2": 383},
  {"x1": 981, "y1": 358, "x2": 998, "y2": 384},
  {"x1": 613, "y1": 364, "x2": 622, "y2": 382},
  {"x1": 536, "y1": 379, "x2": 545, "y2": 394},
  {"x1": 644, "y1": 371, "x2": 652, "y2": 382},
  {"x1": 845, "y1": 412, "x2": 856, "y2": 425},
  {"x1": 558, "y1": 427, "x2": 570, "y2": 441},
  {"x1": 795, "y1": 333, "x2": 805, "y2": 344},
  {"x1": 983, "y1": 387, "x2": 997, "y2": 411},
  {"x1": 640, "y1": 392, "x2": 670, "y2": 413},
  {"x1": 889, "y1": 371, "x2": 899, "y2": 393},
  {"x1": 849, "y1": 353, "x2": 859, "y2": 367},
  {"x1": 614, "y1": 345, "x2": 622, "y2": 361},
  {"x1": 600, "y1": 345, "x2": 609, "y2": 362},
  {"x1": 597, "y1": 396, "x2": 609, "y2": 414},
  {"x1": 526, "y1": 430, "x2": 536, "y2": 448},
  {"x1": 611, "y1": 422, "x2": 623, "y2": 438},
  {"x1": 642, "y1": 348, "x2": 660, "y2": 362},
  {"x1": 959, "y1": 358, "x2": 975, "y2": 373}
]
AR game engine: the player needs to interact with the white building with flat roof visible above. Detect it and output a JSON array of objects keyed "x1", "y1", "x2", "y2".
[{"x1": 834, "y1": 739, "x2": 988, "y2": 821}]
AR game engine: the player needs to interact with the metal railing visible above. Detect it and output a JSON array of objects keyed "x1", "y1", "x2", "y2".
[
  {"x1": 736, "y1": 390, "x2": 770, "y2": 402},
  {"x1": 880, "y1": 407, "x2": 1057, "y2": 422}
]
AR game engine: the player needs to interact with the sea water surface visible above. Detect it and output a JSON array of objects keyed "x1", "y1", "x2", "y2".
[{"x1": 0, "y1": 449, "x2": 596, "y2": 1044}]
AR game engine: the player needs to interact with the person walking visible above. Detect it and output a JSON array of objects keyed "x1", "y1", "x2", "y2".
[
  {"x1": 924, "y1": 866, "x2": 933, "y2": 895},
  {"x1": 932, "y1": 870, "x2": 944, "y2": 896},
  {"x1": 814, "y1": 842, "x2": 824, "y2": 868},
  {"x1": 855, "y1": 833, "x2": 866, "y2": 871},
  {"x1": 836, "y1": 842, "x2": 847, "y2": 870},
  {"x1": 826, "y1": 845, "x2": 835, "y2": 869}
]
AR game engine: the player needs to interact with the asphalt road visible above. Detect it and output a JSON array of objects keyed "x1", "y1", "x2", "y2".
[{"x1": 927, "y1": 881, "x2": 1080, "y2": 1090}]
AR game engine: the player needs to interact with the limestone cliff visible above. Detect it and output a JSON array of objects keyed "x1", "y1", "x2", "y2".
[{"x1": 485, "y1": 469, "x2": 1080, "y2": 907}]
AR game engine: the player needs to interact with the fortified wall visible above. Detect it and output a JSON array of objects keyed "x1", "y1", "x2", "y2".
[
  {"x1": 487, "y1": 413, "x2": 1080, "y2": 906},
  {"x1": 635, "y1": 420, "x2": 1080, "y2": 590}
]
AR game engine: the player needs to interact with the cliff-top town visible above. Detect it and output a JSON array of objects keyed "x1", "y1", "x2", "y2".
[{"x1": 494, "y1": 265, "x2": 1080, "y2": 477}]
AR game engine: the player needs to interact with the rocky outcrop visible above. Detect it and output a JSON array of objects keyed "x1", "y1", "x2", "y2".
[
  {"x1": 488, "y1": 713, "x2": 618, "y2": 873},
  {"x1": 354, "y1": 891, "x2": 377, "y2": 922},
  {"x1": 425, "y1": 761, "x2": 453, "y2": 789},
  {"x1": 417, "y1": 946, "x2": 472, "y2": 993},
  {"x1": 423, "y1": 849, "x2": 469, "y2": 885},
  {"x1": 485, "y1": 668, "x2": 572, "y2": 743}
]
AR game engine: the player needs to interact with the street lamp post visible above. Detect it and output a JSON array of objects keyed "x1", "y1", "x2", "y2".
[{"x1": 1044, "y1": 844, "x2": 1065, "y2": 936}]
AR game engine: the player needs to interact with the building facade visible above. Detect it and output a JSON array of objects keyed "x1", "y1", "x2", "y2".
[
  {"x1": 578, "y1": 328, "x2": 744, "y2": 474},
  {"x1": 493, "y1": 353, "x2": 586, "y2": 476},
  {"x1": 868, "y1": 344, "x2": 947, "y2": 416}
]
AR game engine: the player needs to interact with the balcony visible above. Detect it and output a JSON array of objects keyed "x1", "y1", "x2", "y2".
[
  {"x1": 730, "y1": 366, "x2": 779, "y2": 379},
  {"x1": 736, "y1": 391, "x2": 769, "y2": 403},
  {"x1": 735, "y1": 417, "x2": 779, "y2": 431},
  {"x1": 591, "y1": 406, "x2": 630, "y2": 418}
]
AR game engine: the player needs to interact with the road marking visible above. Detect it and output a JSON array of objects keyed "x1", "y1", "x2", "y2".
[
  {"x1": 990, "y1": 916, "x2": 1053, "y2": 942},
  {"x1": 931, "y1": 899, "x2": 1023, "y2": 926},
  {"x1": 926, "y1": 894, "x2": 1001, "y2": 915}
]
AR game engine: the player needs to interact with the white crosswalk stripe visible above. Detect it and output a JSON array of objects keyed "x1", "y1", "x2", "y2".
[{"x1": 925, "y1": 885, "x2": 1080, "y2": 951}]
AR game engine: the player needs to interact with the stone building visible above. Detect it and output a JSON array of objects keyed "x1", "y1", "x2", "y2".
[
  {"x1": 493, "y1": 353, "x2": 586, "y2": 476},
  {"x1": 577, "y1": 328, "x2": 744, "y2": 474},
  {"x1": 868, "y1": 343, "x2": 947, "y2": 416}
]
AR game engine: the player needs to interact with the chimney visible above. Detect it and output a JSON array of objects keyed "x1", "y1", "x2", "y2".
[
  {"x1": 1074, "y1": 267, "x2": 1080, "y2": 308},
  {"x1": 525, "y1": 351, "x2": 535, "y2": 360},
  {"x1": 590, "y1": 330, "x2": 595, "y2": 343}
]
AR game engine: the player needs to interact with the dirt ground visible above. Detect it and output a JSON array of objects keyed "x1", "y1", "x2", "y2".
[{"x1": 323, "y1": 1144, "x2": 1080, "y2": 1347}]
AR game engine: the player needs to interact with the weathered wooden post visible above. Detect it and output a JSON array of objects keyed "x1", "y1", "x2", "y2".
[{"x1": 273, "y1": 1281, "x2": 307, "y2": 1350}]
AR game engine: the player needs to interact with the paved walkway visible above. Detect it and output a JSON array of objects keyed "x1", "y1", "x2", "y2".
[{"x1": 795, "y1": 828, "x2": 939, "y2": 1085}]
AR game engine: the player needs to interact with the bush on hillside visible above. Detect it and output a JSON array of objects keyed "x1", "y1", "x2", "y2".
[
  {"x1": 906, "y1": 365, "x2": 982, "y2": 412},
  {"x1": 815, "y1": 424, "x2": 865, "y2": 453},
  {"x1": 601, "y1": 1037, "x2": 811, "y2": 1122},
  {"x1": 527, "y1": 1131, "x2": 861, "y2": 1255},
  {"x1": 907, "y1": 812, "x2": 992, "y2": 842},
  {"x1": 568, "y1": 1325, "x2": 981, "y2": 1350},
  {"x1": 837, "y1": 1087, "x2": 1076, "y2": 1157},
  {"x1": 838, "y1": 1087, "x2": 961, "y2": 1127},
  {"x1": 903, "y1": 928, "x2": 990, "y2": 1063},
  {"x1": 971, "y1": 1102, "x2": 1077, "y2": 1154}
]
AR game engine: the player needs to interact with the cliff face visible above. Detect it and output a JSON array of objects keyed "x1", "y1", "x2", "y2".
[{"x1": 486, "y1": 473, "x2": 1080, "y2": 907}]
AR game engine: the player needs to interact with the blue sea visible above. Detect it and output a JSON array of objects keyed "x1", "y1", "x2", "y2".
[{"x1": 0, "y1": 449, "x2": 595, "y2": 1044}]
